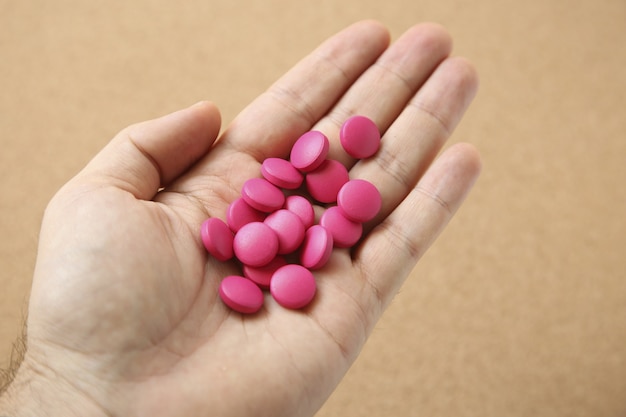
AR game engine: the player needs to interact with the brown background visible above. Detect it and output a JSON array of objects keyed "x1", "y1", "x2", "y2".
[{"x1": 1, "y1": 1, "x2": 625, "y2": 416}]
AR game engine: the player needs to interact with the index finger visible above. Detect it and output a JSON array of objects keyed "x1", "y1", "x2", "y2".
[{"x1": 216, "y1": 20, "x2": 391, "y2": 161}]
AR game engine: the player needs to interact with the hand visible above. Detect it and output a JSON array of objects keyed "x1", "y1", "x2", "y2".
[{"x1": 0, "y1": 20, "x2": 480, "y2": 417}]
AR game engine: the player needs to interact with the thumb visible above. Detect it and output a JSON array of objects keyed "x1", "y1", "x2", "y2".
[{"x1": 77, "y1": 101, "x2": 222, "y2": 200}]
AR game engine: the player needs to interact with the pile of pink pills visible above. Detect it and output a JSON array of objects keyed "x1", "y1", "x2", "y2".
[{"x1": 201, "y1": 115, "x2": 382, "y2": 314}]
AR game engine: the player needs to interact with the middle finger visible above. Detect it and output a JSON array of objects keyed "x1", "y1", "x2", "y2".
[{"x1": 314, "y1": 22, "x2": 453, "y2": 167}]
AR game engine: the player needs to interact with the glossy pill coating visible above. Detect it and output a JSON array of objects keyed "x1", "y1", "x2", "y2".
[
  {"x1": 300, "y1": 225, "x2": 334, "y2": 270},
  {"x1": 270, "y1": 264, "x2": 317, "y2": 309},
  {"x1": 284, "y1": 195, "x2": 315, "y2": 229},
  {"x1": 233, "y1": 222, "x2": 279, "y2": 267},
  {"x1": 243, "y1": 256, "x2": 287, "y2": 289},
  {"x1": 261, "y1": 158, "x2": 304, "y2": 190},
  {"x1": 219, "y1": 275, "x2": 264, "y2": 314},
  {"x1": 241, "y1": 178, "x2": 285, "y2": 213},
  {"x1": 337, "y1": 179, "x2": 382, "y2": 223},
  {"x1": 290, "y1": 131, "x2": 330, "y2": 172},
  {"x1": 264, "y1": 209, "x2": 306, "y2": 254},
  {"x1": 226, "y1": 197, "x2": 266, "y2": 232},
  {"x1": 200, "y1": 218, "x2": 234, "y2": 261},
  {"x1": 305, "y1": 159, "x2": 350, "y2": 203},
  {"x1": 319, "y1": 206, "x2": 363, "y2": 248},
  {"x1": 340, "y1": 115, "x2": 381, "y2": 159}
]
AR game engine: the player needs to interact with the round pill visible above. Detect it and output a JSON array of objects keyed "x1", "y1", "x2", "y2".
[
  {"x1": 241, "y1": 178, "x2": 285, "y2": 213},
  {"x1": 319, "y1": 206, "x2": 363, "y2": 248},
  {"x1": 340, "y1": 115, "x2": 381, "y2": 159},
  {"x1": 270, "y1": 264, "x2": 316, "y2": 309},
  {"x1": 264, "y1": 209, "x2": 306, "y2": 254},
  {"x1": 337, "y1": 179, "x2": 382, "y2": 223},
  {"x1": 226, "y1": 197, "x2": 266, "y2": 232},
  {"x1": 243, "y1": 256, "x2": 287, "y2": 289},
  {"x1": 290, "y1": 130, "x2": 330, "y2": 172},
  {"x1": 219, "y1": 275, "x2": 264, "y2": 314},
  {"x1": 261, "y1": 158, "x2": 303, "y2": 189},
  {"x1": 233, "y1": 222, "x2": 279, "y2": 267},
  {"x1": 300, "y1": 225, "x2": 333, "y2": 270},
  {"x1": 200, "y1": 217, "x2": 234, "y2": 261},
  {"x1": 284, "y1": 195, "x2": 315, "y2": 229},
  {"x1": 305, "y1": 159, "x2": 349, "y2": 203}
]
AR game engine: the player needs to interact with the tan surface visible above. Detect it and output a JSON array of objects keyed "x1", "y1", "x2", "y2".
[{"x1": 1, "y1": 1, "x2": 625, "y2": 416}]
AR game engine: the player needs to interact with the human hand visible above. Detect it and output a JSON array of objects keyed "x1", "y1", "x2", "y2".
[{"x1": 0, "y1": 20, "x2": 480, "y2": 417}]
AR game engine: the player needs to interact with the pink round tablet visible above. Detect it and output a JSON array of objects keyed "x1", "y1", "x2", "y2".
[
  {"x1": 319, "y1": 206, "x2": 363, "y2": 248},
  {"x1": 241, "y1": 178, "x2": 285, "y2": 213},
  {"x1": 219, "y1": 275, "x2": 264, "y2": 314},
  {"x1": 233, "y1": 222, "x2": 279, "y2": 267},
  {"x1": 305, "y1": 159, "x2": 349, "y2": 203},
  {"x1": 300, "y1": 225, "x2": 333, "y2": 270},
  {"x1": 200, "y1": 218, "x2": 234, "y2": 261},
  {"x1": 270, "y1": 264, "x2": 316, "y2": 309},
  {"x1": 261, "y1": 158, "x2": 303, "y2": 190},
  {"x1": 264, "y1": 209, "x2": 305, "y2": 254},
  {"x1": 340, "y1": 115, "x2": 381, "y2": 159},
  {"x1": 290, "y1": 131, "x2": 330, "y2": 172},
  {"x1": 226, "y1": 197, "x2": 266, "y2": 232},
  {"x1": 337, "y1": 179, "x2": 382, "y2": 223},
  {"x1": 284, "y1": 195, "x2": 315, "y2": 229},
  {"x1": 243, "y1": 256, "x2": 287, "y2": 289}
]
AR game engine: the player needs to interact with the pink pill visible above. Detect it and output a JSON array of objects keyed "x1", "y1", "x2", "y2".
[
  {"x1": 284, "y1": 195, "x2": 315, "y2": 229},
  {"x1": 226, "y1": 197, "x2": 266, "y2": 232},
  {"x1": 305, "y1": 159, "x2": 349, "y2": 203},
  {"x1": 264, "y1": 209, "x2": 305, "y2": 254},
  {"x1": 219, "y1": 275, "x2": 264, "y2": 314},
  {"x1": 261, "y1": 158, "x2": 303, "y2": 190},
  {"x1": 319, "y1": 206, "x2": 363, "y2": 248},
  {"x1": 300, "y1": 225, "x2": 333, "y2": 270},
  {"x1": 337, "y1": 179, "x2": 382, "y2": 223},
  {"x1": 200, "y1": 218, "x2": 234, "y2": 261},
  {"x1": 270, "y1": 264, "x2": 316, "y2": 309},
  {"x1": 233, "y1": 222, "x2": 279, "y2": 267},
  {"x1": 243, "y1": 256, "x2": 287, "y2": 289},
  {"x1": 340, "y1": 115, "x2": 381, "y2": 159},
  {"x1": 290, "y1": 130, "x2": 330, "y2": 172},
  {"x1": 241, "y1": 178, "x2": 285, "y2": 213}
]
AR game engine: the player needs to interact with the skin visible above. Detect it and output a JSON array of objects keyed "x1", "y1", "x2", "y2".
[{"x1": 0, "y1": 20, "x2": 481, "y2": 417}]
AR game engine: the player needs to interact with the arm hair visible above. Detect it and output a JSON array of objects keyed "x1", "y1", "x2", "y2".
[{"x1": 0, "y1": 323, "x2": 27, "y2": 396}]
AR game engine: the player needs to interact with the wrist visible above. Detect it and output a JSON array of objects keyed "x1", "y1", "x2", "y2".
[{"x1": 0, "y1": 353, "x2": 110, "y2": 417}]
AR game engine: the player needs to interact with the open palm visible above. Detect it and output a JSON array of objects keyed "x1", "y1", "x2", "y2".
[{"x1": 11, "y1": 21, "x2": 480, "y2": 417}]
